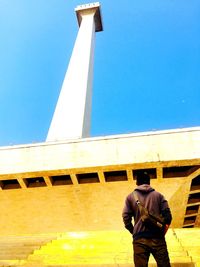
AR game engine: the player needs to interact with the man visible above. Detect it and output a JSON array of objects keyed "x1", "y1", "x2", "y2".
[{"x1": 122, "y1": 171, "x2": 172, "y2": 267}]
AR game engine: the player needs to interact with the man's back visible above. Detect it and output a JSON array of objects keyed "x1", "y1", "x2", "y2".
[{"x1": 122, "y1": 171, "x2": 172, "y2": 267}]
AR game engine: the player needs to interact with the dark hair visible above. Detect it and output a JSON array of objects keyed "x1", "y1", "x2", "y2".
[{"x1": 135, "y1": 171, "x2": 150, "y2": 185}]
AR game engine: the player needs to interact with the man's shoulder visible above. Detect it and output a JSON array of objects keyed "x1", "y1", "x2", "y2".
[{"x1": 150, "y1": 189, "x2": 165, "y2": 199}]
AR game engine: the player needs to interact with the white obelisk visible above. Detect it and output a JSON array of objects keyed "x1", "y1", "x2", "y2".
[{"x1": 46, "y1": 3, "x2": 103, "y2": 142}]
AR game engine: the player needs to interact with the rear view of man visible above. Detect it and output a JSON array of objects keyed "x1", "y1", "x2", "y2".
[{"x1": 122, "y1": 171, "x2": 172, "y2": 267}]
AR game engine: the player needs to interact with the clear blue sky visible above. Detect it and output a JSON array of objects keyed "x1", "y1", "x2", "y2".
[{"x1": 0, "y1": 0, "x2": 199, "y2": 146}]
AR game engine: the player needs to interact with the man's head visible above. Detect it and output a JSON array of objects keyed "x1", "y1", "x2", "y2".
[{"x1": 135, "y1": 171, "x2": 150, "y2": 186}]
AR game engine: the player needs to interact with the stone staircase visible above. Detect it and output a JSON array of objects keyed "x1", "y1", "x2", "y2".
[
  {"x1": 0, "y1": 233, "x2": 60, "y2": 266},
  {"x1": 174, "y1": 228, "x2": 200, "y2": 267},
  {"x1": 0, "y1": 229, "x2": 199, "y2": 267}
]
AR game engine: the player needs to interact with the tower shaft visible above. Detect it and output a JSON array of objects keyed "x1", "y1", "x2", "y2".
[{"x1": 46, "y1": 3, "x2": 103, "y2": 142}]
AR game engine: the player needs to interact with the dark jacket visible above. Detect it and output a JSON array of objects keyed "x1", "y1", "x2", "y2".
[{"x1": 122, "y1": 184, "x2": 172, "y2": 240}]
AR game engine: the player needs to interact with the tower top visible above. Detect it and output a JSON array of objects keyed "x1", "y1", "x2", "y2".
[{"x1": 75, "y1": 2, "x2": 103, "y2": 32}]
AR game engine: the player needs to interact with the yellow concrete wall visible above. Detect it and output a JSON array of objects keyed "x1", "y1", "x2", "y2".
[{"x1": 0, "y1": 178, "x2": 189, "y2": 235}]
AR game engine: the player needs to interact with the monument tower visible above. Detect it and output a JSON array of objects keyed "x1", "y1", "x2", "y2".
[
  {"x1": 46, "y1": 3, "x2": 103, "y2": 142},
  {"x1": 0, "y1": 2, "x2": 200, "y2": 265}
]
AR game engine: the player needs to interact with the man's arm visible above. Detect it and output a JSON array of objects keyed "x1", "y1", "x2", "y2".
[
  {"x1": 160, "y1": 193, "x2": 172, "y2": 225},
  {"x1": 122, "y1": 197, "x2": 134, "y2": 234},
  {"x1": 160, "y1": 195, "x2": 172, "y2": 234},
  {"x1": 162, "y1": 207, "x2": 172, "y2": 225},
  {"x1": 161, "y1": 207, "x2": 172, "y2": 234}
]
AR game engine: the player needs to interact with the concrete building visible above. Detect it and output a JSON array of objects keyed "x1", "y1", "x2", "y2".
[{"x1": 0, "y1": 127, "x2": 200, "y2": 234}]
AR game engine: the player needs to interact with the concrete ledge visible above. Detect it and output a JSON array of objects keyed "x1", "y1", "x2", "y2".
[{"x1": 0, "y1": 127, "x2": 200, "y2": 176}]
